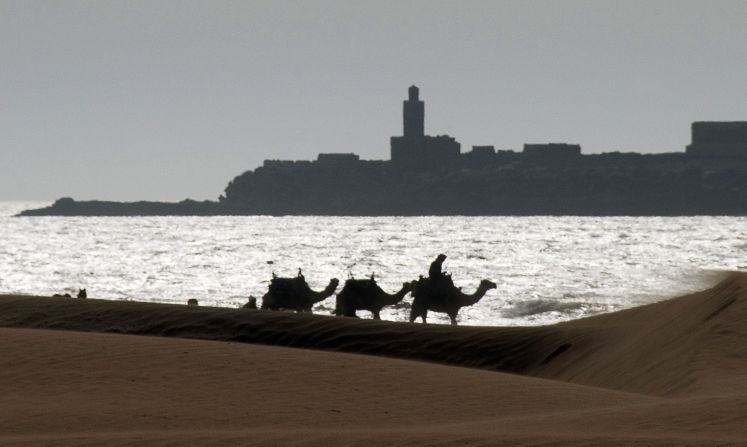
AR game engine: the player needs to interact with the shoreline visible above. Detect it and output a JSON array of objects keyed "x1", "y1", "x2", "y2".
[{"x1": 17, "y1": 197, "x2": 747, "y2": 217}]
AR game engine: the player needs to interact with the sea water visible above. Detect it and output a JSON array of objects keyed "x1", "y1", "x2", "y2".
[{"x1": 1, "y1": 201, "x2": 745, "y2": 326}]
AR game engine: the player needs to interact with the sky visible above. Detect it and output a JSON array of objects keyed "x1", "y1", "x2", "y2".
[{"x1": 3, "y1": 0, "x2": 747, "y2": 201}]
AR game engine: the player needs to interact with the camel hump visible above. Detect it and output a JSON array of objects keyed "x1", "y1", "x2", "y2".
[
  {"x1": 269, "y1": 276, "x2": 311, "y2": 295},
  {"x1": 344, "y1": 278, "x2": 377, "y2": 289},
  {"x1": 269, "y1": 278, "x2": 295, "y2": 295},
  {"x1": 415, "y1": 274, "x2": 459, "y2": 303},
  {"x1": 420, "y1": 274, "x2": 455, "y2": 289}
]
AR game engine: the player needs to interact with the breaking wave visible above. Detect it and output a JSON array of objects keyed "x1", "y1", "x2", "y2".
[{"x1": 501, "y1": 300, "x2": 592, "y2": 318}]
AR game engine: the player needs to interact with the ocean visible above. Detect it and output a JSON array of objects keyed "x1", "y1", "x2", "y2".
[{"x1": 1, "y1": 201, "x2": 745, "y2": 326}]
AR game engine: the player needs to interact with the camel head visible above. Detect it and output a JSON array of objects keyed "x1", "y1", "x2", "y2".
[
  {"x1": 480, "y1": 279, "x2": 498, "y2": 292},
  {"x1": 322, "y1": 278, "x2": 340, "y2": 297},
  {"x1": 386, "y1": 280, "x2": 416, "y2": 304},
  {"x1": 473, "y1": 280, "x2": 498, "y2": 299},
  {"x1": 307, "y1": 278, "x2": 339, "y2": 307},
  {"x1": 455, "y1": 279, "x2": 497, "y2": 308}
]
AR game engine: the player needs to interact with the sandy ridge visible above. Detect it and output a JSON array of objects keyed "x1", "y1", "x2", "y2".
[{"x1": 0, "y1": 272, "x2": 746, "y2": 445}]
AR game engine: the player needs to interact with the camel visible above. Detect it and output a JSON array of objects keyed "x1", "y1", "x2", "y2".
[
  {"x1": 261, "y1": 273, "x2": 339, "y2": 313},
  {"x1": 409, "y1": 276, "x2": 496, "y2": 325},
  {"x1": 335, "y1": 277, "x2": 414, "y2": 319}
]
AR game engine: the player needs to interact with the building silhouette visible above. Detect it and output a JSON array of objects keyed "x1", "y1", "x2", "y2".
[
  {"x1": 523, "y1": 143, "x2": 581, "y2": 160},
  {"x1": 687, "y1": 122, "x2": 747, "y2": 157},
  {"x1": 261, "y1": 85, "x2": 747, "y2": 172},
  {"x1": 390, "y1": 86, "x2": 461, "y2": 170},
  {"x1": 403, "y1": 85, "x2": 424, "y2": 137}
]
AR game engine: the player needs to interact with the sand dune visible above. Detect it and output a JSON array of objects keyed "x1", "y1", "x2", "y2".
[{"x1": 1, "y1": 272, "x2": 746, "y2": 445}]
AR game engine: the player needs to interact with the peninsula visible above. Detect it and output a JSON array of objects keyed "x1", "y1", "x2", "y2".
[{"x1": 21, "y1": 86, "x2": 747, "y2": 216}]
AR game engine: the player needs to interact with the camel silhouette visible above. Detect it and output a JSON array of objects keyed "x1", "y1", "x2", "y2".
[
  {"x1": 77, "y1": 288, "x2": 87, "y2": 299},
  {"x1": 409, "y1": 276, "x2": 496, "y2": 325},
  {"x1": 261, "y1": 273, "x2": 339, "y2": 313},
  {"x1": 187, "y1": 298, "x2": 199, "y2": 306},
  {"x1": 335, "y1": 278, "x2": 414, "y2": 319}
]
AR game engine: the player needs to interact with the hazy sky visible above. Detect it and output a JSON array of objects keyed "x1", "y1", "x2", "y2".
[{"x1": 3, "y1": 0, "x2": 747, "y2": 201}]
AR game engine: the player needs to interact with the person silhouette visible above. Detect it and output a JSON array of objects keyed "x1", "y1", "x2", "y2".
[
  {"x1": 243, "y1": 296, "x2": 258, "y2": 309},
  {"x1": 428, "y1": 254, "x2": 447, "y2": 279}
]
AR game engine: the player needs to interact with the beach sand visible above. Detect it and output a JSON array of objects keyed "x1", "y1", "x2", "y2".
[{"x1": 1, "y1": 272, "x2": 746, "y2": 446}]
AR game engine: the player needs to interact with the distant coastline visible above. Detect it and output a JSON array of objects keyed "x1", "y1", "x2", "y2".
[
  {"x1": 19, "y1": 86, "x2": 747, "y2": 217},
  {"x1": 19, "y1": 198, "x2": 228, "y2": 217}
]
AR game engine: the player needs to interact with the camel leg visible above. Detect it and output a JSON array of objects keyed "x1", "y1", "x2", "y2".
[
  {"x1": 449, "y1": 312, "x2": 458, "y2": 325},
  {"x1": 409, "y1": 311, "x2": 426, "y2": 324},
  {"x1": 373, "y1": 311, "x2": 381, "y2": 320},
  {"x1": 410, "y1": 305, "x2": 427, "y2": 324}
]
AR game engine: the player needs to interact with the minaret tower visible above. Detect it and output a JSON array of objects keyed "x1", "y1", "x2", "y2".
[
  {"x1": 403, "y1": 85, "x2": 424, "y2": 137},
  {"x1": 391, "y1": 84, "x2": 460, "y2": 169}
]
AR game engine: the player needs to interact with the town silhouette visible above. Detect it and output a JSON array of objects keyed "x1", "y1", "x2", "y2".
[{"x1": 22, "y1": 86, "x2": 747, "y2": 216}]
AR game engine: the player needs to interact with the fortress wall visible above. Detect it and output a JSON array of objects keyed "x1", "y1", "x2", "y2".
[
  {"x1": 692, "y1": 122, "x2": 747, "y2": 145},
  {"x1": 687, "y1": 122, "x2": 747, "y2": 157},
  {"x1": 523, "y1": 143, "x2": 582, "y2": 158}
]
